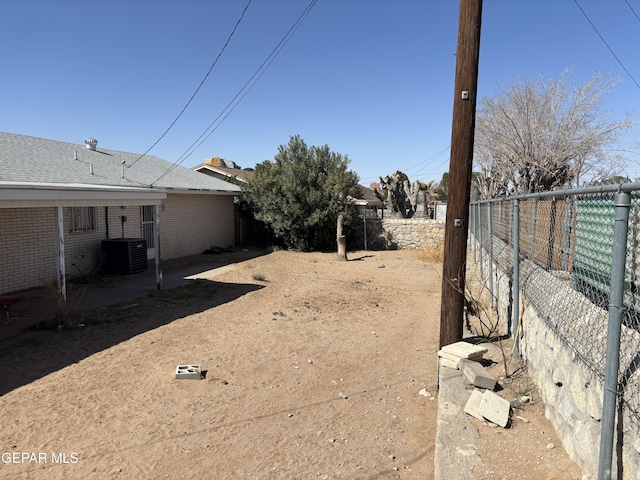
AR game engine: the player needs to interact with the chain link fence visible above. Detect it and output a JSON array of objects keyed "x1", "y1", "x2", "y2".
[{"x1": 470, "y1": 186, "x2": 640, "y2": 423}]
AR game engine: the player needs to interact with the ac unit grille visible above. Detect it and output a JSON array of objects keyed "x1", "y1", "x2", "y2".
[{"x1": 101, "y1": 238, "x2": 148, "y2": 275}]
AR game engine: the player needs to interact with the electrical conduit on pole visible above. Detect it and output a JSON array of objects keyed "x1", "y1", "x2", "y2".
[{"x1": 598, "y1": 191, "x2": 631, "y2": 480}]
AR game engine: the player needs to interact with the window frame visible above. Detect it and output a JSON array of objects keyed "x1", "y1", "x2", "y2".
[{"x1": 70, "y1": 206, "x2": 96, "y2": 233}]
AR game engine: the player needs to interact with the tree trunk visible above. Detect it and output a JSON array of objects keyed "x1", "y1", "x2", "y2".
[{"x1": 337, "y1": 214, "x2": 347, "y2": 261}]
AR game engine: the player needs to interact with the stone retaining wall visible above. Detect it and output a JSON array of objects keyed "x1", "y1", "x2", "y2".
[
  {"x1": 370, "y1": 218, "x2": 445, "y2": 250},
  {"x1": 478, "y1": 239, "x2": 640, "y2": 479}
]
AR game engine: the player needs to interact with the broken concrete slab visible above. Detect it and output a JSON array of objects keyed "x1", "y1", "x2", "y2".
[
  {"x1": 464, "y1": 389, "x2": 485, "y2": 420},
  {"x1": 440, "y1": 357, "x2": 460, "y2": 369},
  {"x1": 458, "y1": 358, "x2": 497, "y2": 390},
  {"x1": 440, "y1": 341, "x2": 488, "y2": 359},
  {"x1": 478, "y1": 390, "x2": 511, "y2": 427},
  {"x1": 438, "y1": 341, "x2": 488, "y2": 370},
  {"x1": 438, "y1": 350, "x2": 485, "y2": 363}
]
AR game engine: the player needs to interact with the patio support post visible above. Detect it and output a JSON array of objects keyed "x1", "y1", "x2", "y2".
[
  {"x1": 54, "y1": 206, "x2": 67, "y2": 305},
  {"x1": 154, "y1": 204, "x2": 162, "y2": 291}
]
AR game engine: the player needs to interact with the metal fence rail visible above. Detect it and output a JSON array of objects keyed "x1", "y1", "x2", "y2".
[{"x1": 469, "y1": 183, "x2": 640, "y2": 478}]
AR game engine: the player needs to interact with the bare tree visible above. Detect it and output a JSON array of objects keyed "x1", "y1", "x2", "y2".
[{"x1": 474, "y1": 69, "x2": 636, "y2": 197}]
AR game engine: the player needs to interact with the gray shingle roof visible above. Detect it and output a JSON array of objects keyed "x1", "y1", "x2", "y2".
[{"x1": 0, "y1": 132, "x2": 242, "y2": 194}]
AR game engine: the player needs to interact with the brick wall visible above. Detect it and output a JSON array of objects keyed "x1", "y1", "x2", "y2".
[
  {"x1": 0, "y1": 208, "x2": 56, "y2": 294},
  {"x1": 160, "y1": 193, "x2": 235, "y2": 260},
  {"x1": 0, "y1": 195, "x2": 236, "y2": 295}
]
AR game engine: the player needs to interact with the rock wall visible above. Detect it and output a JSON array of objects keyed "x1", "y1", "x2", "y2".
[
  {"x1": 369, "y1": 218, "x2": 445, "y2": 250},
  {"x1": 481, "y1": 246, "x2": 640, "y2": 479}
]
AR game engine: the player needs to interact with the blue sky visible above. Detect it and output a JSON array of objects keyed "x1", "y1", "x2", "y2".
[{"x1": 1, "y1": 1, "x2": 639, "y2": 187}]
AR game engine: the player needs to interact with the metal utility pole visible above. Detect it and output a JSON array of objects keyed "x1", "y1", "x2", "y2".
[{"x1": 439, "y1": 0, "x2": 483, "y2": 348}]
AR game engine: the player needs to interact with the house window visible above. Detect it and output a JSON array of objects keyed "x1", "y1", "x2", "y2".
[{"x1": 71, "y1": 207, "x2": 96, "y2": 232}]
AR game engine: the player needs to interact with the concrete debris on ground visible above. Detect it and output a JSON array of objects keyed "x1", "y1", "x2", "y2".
[
  {"x1": 458, "y1": 358, "x2": 497, "y2": 390},
  {"x1": 464, "y1": 388, "x2": 512, "y2": 427},
  {"x1": 437, "y1": 341, "x2": 487, "y2": 369},
  {"x1": 438, "y1": 341, "x2": 509, "y2": 428}
]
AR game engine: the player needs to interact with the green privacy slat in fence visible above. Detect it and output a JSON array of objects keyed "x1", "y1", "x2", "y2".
[{"x1": 573, "y1": 198, "x2": 640, "y2": 310}]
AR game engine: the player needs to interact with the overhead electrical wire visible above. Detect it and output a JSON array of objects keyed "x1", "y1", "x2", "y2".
[
  {"x1": 624, "y1": 0, "x2": 640, "y2": 24},
  {"x1": 358, "y1": 145, "x2": 451, "y2": 187},
  {"x1": 573, "y1": 0, "x2": 640, "y2": 89},
  {"x1": 150, "y1": 0, "x2": 318, "y2": 186},
  {"x1": 405, "y1": 145, "x2": 451, "y2": 178},
  {"x1": 128, "y1": 0, "x2": 253, "y2": 169}
]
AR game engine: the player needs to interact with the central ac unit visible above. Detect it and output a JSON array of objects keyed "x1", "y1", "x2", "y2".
[{"x1": 101, "y1": 238, "x2": 148, "y2": 275}]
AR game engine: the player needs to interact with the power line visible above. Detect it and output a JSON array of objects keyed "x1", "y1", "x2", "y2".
[
  {"x1": 128, "y1": 0, "x2": 253, "y2": 168},
  {"x1": 624, "y1": 0, "x2": 640, "y2": 24},
  {"x1": 358, "y1": 146, "x2": 451, "y2": 187},
  {"x1": 407, "y1": 145, "x2": 451, "y2": 178},
  {"x1": 402, "y1": 145, "x2": 451, "y2": 175},
  {"x1": 573, "y1": 0, "x2": 640, "y2": 89},
  {"x1": 150, "y1": 0, "x2": 318, "y2": 186}
]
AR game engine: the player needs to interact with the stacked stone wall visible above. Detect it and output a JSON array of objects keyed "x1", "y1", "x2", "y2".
[
  {"x1": 477, "y1": 238, "x2": 640, "y2": 479},
  {"x1": 370, "y1": 218, "x2": 445, "y2": 250}
]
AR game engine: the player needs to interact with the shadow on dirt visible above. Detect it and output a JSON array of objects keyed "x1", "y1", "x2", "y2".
[{"x1": 0, "y1": 279, "x2": 264, "y2": 396}]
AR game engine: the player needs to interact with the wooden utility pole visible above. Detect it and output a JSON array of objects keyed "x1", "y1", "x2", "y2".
[{"x1": 439, "y1": 0, "x2": 483, "y2": 348}]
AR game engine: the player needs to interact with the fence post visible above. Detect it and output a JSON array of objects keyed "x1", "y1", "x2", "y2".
[
  {"x1": 561, "y1": 197, "x2": 572, "y2": 271},
  {"x1": 471, "y1": 202, "x2": 477, "y2": 262},
  {"x1": 529, "y1": 198, "x2": 537, "y2": 260},
  {"x1": 488, "y1": 201, "x2": 494, "y2": 308},
  {"x1": 546, "y1": 197, "x2": 558, "y2": 270},
  {"x1": 479, "y1": 203, "x2": 484, "y2": 282},
  {"x1": 598, "y1": 191, "x2": 631, "y2": 480},
  {"x1": 511, "y1": 198, "x2": 520, "y2": 357},
  {"x1": 363, "y1": 215, "x2": 368, "y2": 251}
]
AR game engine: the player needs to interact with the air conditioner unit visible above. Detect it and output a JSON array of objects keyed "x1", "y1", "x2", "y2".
[{"x1": 101, "y1": 238, "x2": 148, "y2": 275}]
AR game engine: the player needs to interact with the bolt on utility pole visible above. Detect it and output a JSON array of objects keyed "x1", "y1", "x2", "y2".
[{"x1": 439, "y1": 0, "x2": 483, "y2": 348}]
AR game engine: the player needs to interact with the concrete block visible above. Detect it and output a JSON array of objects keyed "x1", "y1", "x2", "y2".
[
  {"x1": 459, "y1": 358, "x2": 497, "y2": 390},
  {"x1": 440, "y1": 357, "x2": 460, "y2": 369},
  {"x1": 175, "y1": 364, "x2": 201, "y2": 380},
  {"x1": 438, "y1": 350, "x2": 485, "y2": 363},
  {"x1": 440, "y1": 341, "x2": 487, "y2": 359},
  {"x1": 478, "y1": 390, "x2": 510, "y2": 427},
  {"x1": 464, "y1": 389, "x2": 485, "y2": 420}
]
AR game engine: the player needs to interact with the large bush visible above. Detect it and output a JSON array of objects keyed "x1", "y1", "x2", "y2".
[{"x1": 244, "y1": 136, "x2": 360, "y2": 251}]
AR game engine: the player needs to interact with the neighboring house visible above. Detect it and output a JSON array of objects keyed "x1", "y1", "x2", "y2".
[
  {"x1": 194, "y1": 157, "x2": 264, "y2": 246},
  {"x1": 193, "y1": 157, "x2": 255, "y2": 186},
  {"x1": 348, "y1": 185, "x2": 384, "y2": 218},
  {"x1": 0, "y1": 132, "x2": 242, "y2": 299}
]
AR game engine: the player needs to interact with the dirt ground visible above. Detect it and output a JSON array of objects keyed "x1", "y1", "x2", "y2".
[{"x1": 0, "y1": 249, "x2": 581, "y2": 479}]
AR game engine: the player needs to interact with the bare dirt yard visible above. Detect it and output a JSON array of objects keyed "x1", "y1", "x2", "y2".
[{"x1": 0, "y1": 249, "x2": 581, "y2": 479}]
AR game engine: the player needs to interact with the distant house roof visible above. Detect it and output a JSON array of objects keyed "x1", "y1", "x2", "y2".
[
  {"x1": 348, "y1": 185, "x2": 383, "y2": 207},
  {"x1": 0, "y1": 132, "x2": 243, "y2": 196},
  {"x1": 193, "y1": 163, "x2": 255, "y2": 185}
]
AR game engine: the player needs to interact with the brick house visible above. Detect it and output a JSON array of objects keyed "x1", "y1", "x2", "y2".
[{"x1": 0, "y1": 132, "x2": 242, "y2": 299}]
